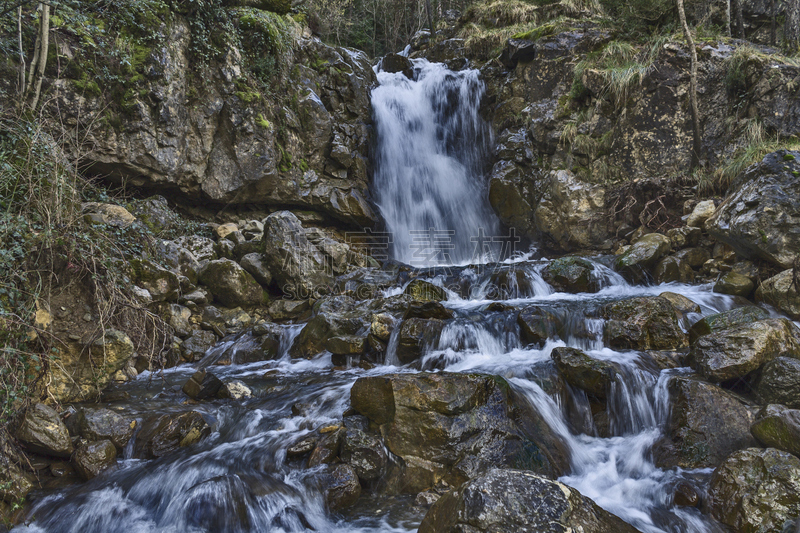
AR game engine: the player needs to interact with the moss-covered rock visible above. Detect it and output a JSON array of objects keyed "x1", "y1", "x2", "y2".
[
  {"x1": 754, "y1": 357, "x2": 800, "y2": 408},
  {"x1": 714, "y1": 271, "x2": 755, "y2": 297},
  {"x1": 687, "y1": 306, "x2": 770, "y2": 343},
  {"x1": 708, "y1": 448, "x2": 800, "y2": 532},
  {"x1": 131, "y1": 259, "x2": 180, "y2": 303},
  {"x1": 541, "y1": 257, "x2": 597, "y2": 293},
  {"x1": 602, "y1": 296, "x2": 687, "y2": 350},
  {"x1": 198, "y1": 259, "x2": 265, "y2": 307},
  {"x1": 751, "y1": 404, "x2": 800, "y2": 457}
]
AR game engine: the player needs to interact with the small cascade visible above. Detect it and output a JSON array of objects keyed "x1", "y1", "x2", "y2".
[{"x1": 371, "y1": 60, "x2": 503, "y2": 265}]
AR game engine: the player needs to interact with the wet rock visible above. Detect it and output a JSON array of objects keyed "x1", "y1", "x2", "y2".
[
  {"x1": 659, "y1": 292, "x2": 701, "y2": 317},
  {"x1": 673, "y1": 481, "x2": 700, "y2": 507},
  {"x1": 534, "y1": 170, "x2": 609, "y2": 252},
  {"x1": 380, "y1": 53, "x2": 413, "y2": 78},
  {"x1": 308, "y1": 428, "x2": 344, "y2": 467},
  {"x1": 418, "y1": 469, "x2": 639, "y2": 533},
  {"x1": 370, "y1": 313, "x2": 394, "y2": 342},
  {"x1": 239, "y1": 253, "x2": 272, "y2": 287},
  {"x1": 72, "y1": 440, "x2": 117, "y2": 480},
  {"x1": 182, "y1": 369, "x2": 224, "y2": 400},
  {"x1": 396, "y1": 318, "x2": 444, "y2": 364},
  {"x1": 134, "y1": 411, "x2": 211, "y2": 459},
  {"x1": 131, "y1": 259, "x2": 180, "y2": 302},
  {"x1": 666, "y1": 226, "x2": 701, "y2": 248},
  {"x1": 182, "y1": 330, "x2": 217, "y2": 361},
  {"x1": 403, "y1": 280, "x2": 446, "y2": 302},
  {"x1": 217, "y1": 380, "x2": 252, "y2": 400},
  {"x1": 714, "y1": 271, "x2": 754, "y2": 297},
  {"x1": 751, "y1": 404, "x2": 800, "y2": 457},
  {"x1": 602, "y1": 297, "x2": 687, "y2": 350},
  {"x1": 198, "y1": 259, "x2": 265, "y2": 307},
  {"x1": 290, "y1": 305, "x2": 368, "y2": 359},
  {"x1": 323, "y1": 464, "x2": 361, "y2": 511},
  {"x1": 326, "y1": 335, "x2": 366, "y2": 356},
  {"x1": 488, "y1": 160, "x2": 538, "y2": 238},
  {"x1": 268, "y1": 299, "x2": 311, "y2": 321},
  {"x1": 686, "y1": 199, "x2": 715, "y2": 227},
  {"x1": 403, "y1": 301, "x2": 454, "y2": 320},
  {"x1": 673, "y1": 247, "x2": 711, "y2": 268},
  {"x1": 350, "y1": 373, "x2": 562, "y2": 493},
  {"x1": 15, "y1": 403, "x2": 74, "y2": 458},
  {"x1": 614, "y1": 233, "x2": 672, "y2": 282},
  {"x1": 340, "y1": 428, "x2": 387, "y2": 481},
  {"x1": 689, "y1": 318, "x2": 800, "y2": 382},
  {"x1": 262, "y1": 211, "x2": 334, "y2": 298},
  {"x1": 541, "y1": 257, "x2": 597, "y2": 294},
  {"x1": 414, "y1": 491, "x2": 440, "y2": 508},
  {"x1": 754, "y1": 357, "x2": 800, "y2": 408},
  {"x1": 551, "y1": 347, "x2": 618, "y2": 399},
  {"x1": 656, "y1": 377, "x2": 756, "y2": 469},
  {"x1": 653, "y1": 254, "x2": 694, "y2": 284},
  {"x1": 78, "y1": 408, "x2": 136, "y2": 451},
  {"x1": 706, "y1": 150, "x2": 800, "y2": 268},
  {"x1": 708, "y1": 448, "x2": 800, "y2": 532},
  {"x1": 757, "y1": 269, "x2": 800, "y2": 319},
  {"x1": 517, "y1": 306, "x2": 559, "y2": 346},
  {"x1": 500, "y1": 38, "x2": 536, "y2": 69},
  {"x1": 687, "y1": 306, "x2": 770, "y2": 343},
  {"x1": 287, "y1": 436, "x2": 318, "y2": 459}
]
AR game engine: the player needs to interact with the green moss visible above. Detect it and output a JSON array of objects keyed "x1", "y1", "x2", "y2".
[
  {"x1": 256, "y1": 113, "x2": 271, "y2": 129},
  {"x1": 783, "y1": 153, "x2": 796, "y2": 161},
  {"x1": 73, "y1": 72, "x2": 102, "y2": 97}
]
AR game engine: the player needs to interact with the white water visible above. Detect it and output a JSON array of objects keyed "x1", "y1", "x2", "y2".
[{"x1": 371, "y1": 60, "x2": 503, "y2": 266}]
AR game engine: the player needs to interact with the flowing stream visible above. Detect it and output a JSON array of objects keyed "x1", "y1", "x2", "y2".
[{"x1": 12, "y1": 61, "x2": 770, "y2": 533}]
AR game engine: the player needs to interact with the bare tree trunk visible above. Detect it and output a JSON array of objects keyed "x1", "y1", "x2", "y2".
[
  {"x1": 17, "y1": 5, "x2": 25, "y2": 98},
  {"x1": 25, "y1": 5, "x2": 41, "y2": 96},
  {"x1": 771, "y1": 0, "x2": 777, "y2": 45},
  {"x1": 677, "y1": 0, "x2": 702, "y2": 170},
  {"x1": 29, "y1": 2, "x2": 49, "y2": 110},
  {"x1": 734, "y1": 0, "x2": 745, "y2": 38},
  {"x1": 726, "y1": 0, "x2": 732, "y2": 36},
  {"x1": 786, "y1": 0, "x2": 800, "y2": 53},
  {"x1": 425, "y1": 0, "x2": 434, "y2": 34}
]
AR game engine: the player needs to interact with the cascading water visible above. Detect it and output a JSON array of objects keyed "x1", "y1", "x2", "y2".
[
  {"x1": 12, "y1": 59, "x2": 783, "y2": 533},
  {"x1": 371, "y1": 60, "x2": 504, "y2": 266}
]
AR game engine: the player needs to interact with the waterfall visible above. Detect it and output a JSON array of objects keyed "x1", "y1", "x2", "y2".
[{"x1": 371, "y1": 60, "x2": 503, "y2": 266}]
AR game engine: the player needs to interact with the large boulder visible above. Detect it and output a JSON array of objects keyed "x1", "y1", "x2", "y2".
[
  {"x1": 714, "y1": 271, "x2": 755, "y2": 297},
  {"x1": 198, "y1": 259, "x2": 265, "y2": 307},
  {"x1": 488, "y1": 160, "x2": 539, "y2": 238},
  {"x1": 655, "y1": 377, "x2": 756, "y2": 469},
  {"x1": 262, "y1": 211, "x2": 334, "y2": 298},
  {"x1": 706, "y1": 150, "x2": 800, "y2": 269},
  {"x1": 396, "y1": 318, "x2": 444, "y2": 364},
  {"x1": 602, "y1": 297, "x2": 687, "y2": 350},
  {"x1": 614, "y1": 233, "x2": 671, "y2": 282},
  {"x1": 78, "y1": 408, "x2": 136, "y2": 451},
  {"x1": 757, "y1": 269, "x2": 800, "y2": 319},
  {"x1": 340, "y1": 428, "x2": 387, "y2": 482},
  {"x1": 349, "y1": 373, "x2": 563, "y2": 493},
  {"x1": 517, "y1": 306, "x2": 560, "y2": 346},
  {"x1": 707, "y1": 448, "x2": 800, "y2": 532},
  {"x1": 753, "y1": 356, "x2": 800, "y2": 408},
  {"x1": 418, "y1": 469, "x2": 639, "y2": 533},
  {"x1": 134, "y1": 411, "x2": 211, "y2": 459},
  {"x1": 534, "y1": 170, "x2": 609, "y2": 252},
  {"x1": 16, "y1": 403, "x2": 74, "y2": 458},
  {"x1": 689, "y1": 318, "x2": 800, "y2": 382},
  {"x1": 751, "y1": 404, "x2": 800, "y2": 457},
  {"x1": 323, "y1": 464, "x2": 361, "y2": 511},
  {"x1": 289, "y1": 299, "x2": 370, "y2": 358},
  {"x1": 687, "y1": 306, "x2": 770, "y2": 343},
  {"x1": 541, "y1": 257, "x2": 598, "y2": 293}
]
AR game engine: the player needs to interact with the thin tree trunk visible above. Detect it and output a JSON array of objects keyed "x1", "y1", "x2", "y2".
[
  {"x1": 771, "y1": 0, "x2": 777, "y2": 45},
  {"x1": 425, "y1": 0, "x2": 434, "y2": 34},
  {"x1": 726, "y1": 0, "x2": 731, "y2": 36},
  {"x1": 25, "y1": 5, "x2": 41, "y2": 96},
  {"x1": 734, "y1": 0, "x2": 745, "y2": 38},
  {"x1": 786, "y1": 0, "x2": 800, "y2": 53},
  {"x1": 677, "y1": 0, "x2": 702, "y2": 170},
  {"x1": 17, "y1": 5, "x2": 25, "y2": 98},
  {"x1": 29, "y1": 3, "x2": 49, "y2": 110}
]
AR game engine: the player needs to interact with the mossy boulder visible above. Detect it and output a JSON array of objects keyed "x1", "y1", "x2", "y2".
[
  {"x1": 551, "y1": 347, "x2": 618, "y2": 399},
  {"x1": 688, "y1": 306, "x2": 770, "y2": 343},
  {"x1": 689, "y1": 318, "x2": 800, "y2": 382},
  {"x1": 419, "y1": 469, "x2": 639, "y2": 533},
  {"x1": 757, "y1": 269, "x2": 800, "y2": 319},
  {"x1": 714, "y1": 271, "x2": 755, "y2": 298},
  {"x1": 541, "y1": 257, "x2": 597, "y2": 293},
  {"x1": 754, "y1": 357, "x2": 800, "y2": 408},
  {"x1": 602, "y1": 296, "x2": 687, "y2": 350},
  {"x1": 751, "y1": 404, "x2": 800, "y2": 457},
  {"x1": 404, "y1": 279, "x2": 447, "y2": 302},
  {"x1": 72, "y1": 440, "x2": 117, "y2": 480},
  {"x1": 198, "y1": 259, "x2": 266, "y2": 307},
  {"x1": 655, "y1": 377, "x2": 756, "y2": 469},
  {"x1": 131, "y1": 259, "x2": 180, "y2": 302},
  {"x1": 708, "y1": 448, "x2": 800, "y2": 532},
  {"x1": 614, "y1": 233, "x2": 671, "y2": 282}
]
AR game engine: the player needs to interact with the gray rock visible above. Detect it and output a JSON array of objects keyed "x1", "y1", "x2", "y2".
[
  {"x1": 614, "y1": 233, "x2": 672, "y2": 282},
  {"x1": 714, "y1": 271, "x2": 754, "y2": 297},
  {"x1": 757, "y1": 268, "x2": 800, "y2": 319},
  {"x1": 396, "y1": 318, "x2": 444, "y2": 364},
  {"x1": 16, "y1": 403, "x2": 74, "y2": 458},
  {"x1": 551, "y1": 347, "x2": 618, "y2": 398},
  {"x1": 751, "y1": 404, "x2": 800, "y2": 457},
  {"x1": 239, "y1": 253, "x2": 272, "y2": 287},
  {"x1": 754, "y1": 357, "x2": 800, "y2": 408},
  {"x1": 72, "y1": 440, "x2": 117, "y2": 480},
  {"x1": 181, "y1": 330, "x2": 217, "y2": 362},
  {"x1": 602, "y1": 297, "x2": 687, "y2": 350},
  {"x1": 198, "y1": 259, "x2": 265, "y2": 307},
  {"x1": 78, "y1": 408, "x2": 136, "y2": 451},
  {"x1": 419, "y1": 469, "x2": 638, "y2": 533},
  {"x1": 340, "y1": 428, "x2": 387, "y2": 481},
  {"x1": 133, "y1": 411, "x2": 211, "y2": 459},
  {"x1": 688, "y1": 305, "x2": 770, "y2": 343}
]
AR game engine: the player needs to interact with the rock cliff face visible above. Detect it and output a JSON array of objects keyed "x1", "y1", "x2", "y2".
[{"x1": 37, "y1": 15, "x2": 377, "y2": 228}]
